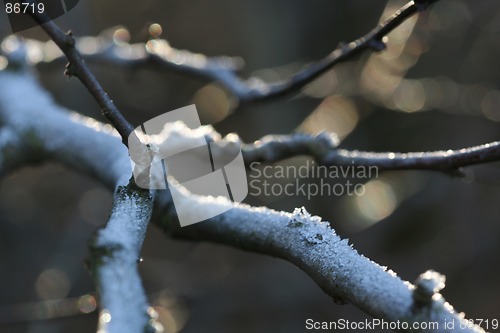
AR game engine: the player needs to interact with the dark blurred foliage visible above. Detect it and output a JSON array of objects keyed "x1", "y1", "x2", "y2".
[{"x1": 0, "y1": 0, "x2": 500, "y2": 332}]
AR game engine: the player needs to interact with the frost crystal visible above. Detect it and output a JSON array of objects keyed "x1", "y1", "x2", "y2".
[
  {"x1": 413, "y1": 270, "x2": 446, "y2": 304},
  {"x1": 289, "y1": 207, "x2": 335, "y2": 244}
]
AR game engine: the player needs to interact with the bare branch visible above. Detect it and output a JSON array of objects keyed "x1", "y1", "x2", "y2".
[
  {"x1": 27, "y1": 2, "x2": 134, "y2": 144},
  {"x1": 25, "y1": 0, "x2": 440, "y2": 106},
  {"x1": 242, "y1": 133, "x2": 500, "y2": 174}
]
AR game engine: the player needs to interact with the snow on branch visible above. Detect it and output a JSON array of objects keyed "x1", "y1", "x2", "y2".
[
  {"x1": 154, "y1": 201, "x2": 483, "y2": 333},
  {"x1": 0, "y1": 70, "x2": 154, "y2": 333},
  {"x1": 241, "y1": 133, "x2": 500, "y2": 174},
  {"x1": 0, "y1": 69, "x2": 130, "y2": 188},
  {"x1": 88, "y1": 182, "x2": 155, "y2": 333}
]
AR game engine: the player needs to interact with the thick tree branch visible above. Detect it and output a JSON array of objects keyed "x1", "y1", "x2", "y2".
[
  {"x1": 0, "y1": 71, "x2": 130, "y2": 188},
  {"x1": 154, "y1": 197, "x2": 483, "y2": 333},
  {"x1": 88, "y1": 181, "x2": 155, "y2": 333},
  {"x1": 0, "y1": 70, "x2": 153, "y2": 333},
  {"x1": 242, "y1": 133, "x2": 500, "y2": 174},
  {"x1": 27, "y1": 3, "x2": 134, "y2": 144}
]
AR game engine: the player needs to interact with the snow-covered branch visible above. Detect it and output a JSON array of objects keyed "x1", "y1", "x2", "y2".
[
  {"x1": 88, "y1": 182, "x2": 155, "y2": 333},
  {"x1": 0, "y1": 69, "x2": 130, "y2": 188},
  {"x1": 0, "y1": 68, "x2": 485, "y2": 332},
  {"x1": 0, "y1": 70, "x2": 148, "y2": 333},
  {"x1": 242, "y1": 133, "x2": 500, "y2": 175},
  {"x1": 154, "y1": 198, "x2": 482, "y2": 333}
]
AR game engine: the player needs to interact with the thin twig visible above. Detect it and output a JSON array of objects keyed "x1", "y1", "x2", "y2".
[
  {"x1": 242, "y1": 133, "x2": 500, "y2": 174},
  {"x1": 229, "y1": 0, "x2": 439, "y2": 103},
  {"x1": 27, "y1": 3, "x2": 134, "y2": 144},
  {"x1": 26, "y1": 0, "x2": 440, "y2": 105}
]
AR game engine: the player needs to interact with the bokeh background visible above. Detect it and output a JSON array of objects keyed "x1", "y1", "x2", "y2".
[{"x1": 1, "y1": 0, "x2": 500, "y2": 332}]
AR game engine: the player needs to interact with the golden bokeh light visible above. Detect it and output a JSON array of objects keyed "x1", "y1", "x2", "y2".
[
  {"x1": 481, "y1": 90, "x2": 500, "y2": 122},
  {"x1": 193, "y1": 84, "x2": 232, "y2": 123},
  {"x1": 299, "y1": 95, "x2": 359, "y2": 140},
  {"x1": 149, "y1": 23, "x2": 163, "y2": 39},
  {"x1": 78, "y1": 294, "x2": 97, "y2": 314},
  {"x1": 355, "y1": 179, "x2": 397, "y2": 224},
  {"x1": 393, "y1": 79, "x2": 426, "y2": 113},
  {"x1": 112, "y1": 27, "x2": 131, "y2": 44},
  {"x1": 342, "y1": 172, "x2": 427, "y2": 231},
  {"x1": 77, "y1": 37, "x2": 100, "y2": 55},
  {"x1": 35, "y1": 268, "x2": 71, "y2": 300}
]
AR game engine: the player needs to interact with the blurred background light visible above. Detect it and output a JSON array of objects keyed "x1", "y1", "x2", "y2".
[
  {"x1": 35, "y1": 268, "x2": 71, "y2": 301},
  {"x1": 299, "y1": 95, "x2": 358, "y2": 140},
  {"x1": 193, "y1": 84, "x2": 232, "y2": 123}
]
